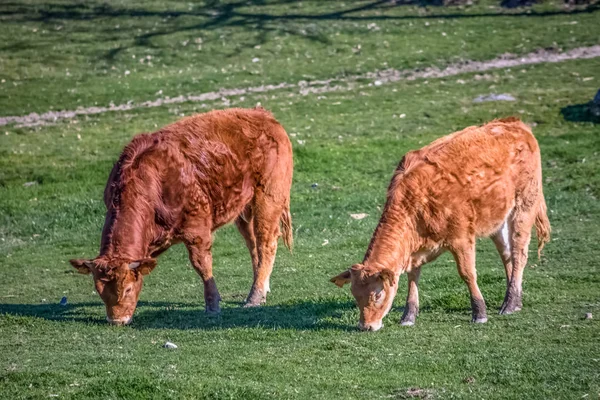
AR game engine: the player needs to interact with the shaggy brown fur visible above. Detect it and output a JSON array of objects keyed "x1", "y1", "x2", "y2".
[
  {"x1": 331, "y1": 117, "x2": 550, "y2": 330},
  {"x1": 71, "y1": 107, "x2": 293, "y2": 324}
]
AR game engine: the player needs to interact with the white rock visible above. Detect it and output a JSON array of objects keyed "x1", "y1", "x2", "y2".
[
  {"x1": 163, "y1": 341, "x2": 178, "y2": 349},
  {"x1": 473, "y1": 93, "x2": 516, "y2": 103},
  {"x1": 350, "y1": 213, "x2": 368, "y2": 220}
]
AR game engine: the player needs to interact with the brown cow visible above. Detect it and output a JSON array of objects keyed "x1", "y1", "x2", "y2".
[
  {"x1": 70, "y1": 107, "x2": 293, "y2": 325},
  {"x1": 331, "y1": 118, "x2": 550, "y2": 331}
]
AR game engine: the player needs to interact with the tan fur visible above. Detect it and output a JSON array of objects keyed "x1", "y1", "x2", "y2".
[
  {"x1": 332, "y1": 117, "x2": 551, "y2": 330},
  {"x1": 71, "y1": 107, "x2": 293, "y2": 324}
]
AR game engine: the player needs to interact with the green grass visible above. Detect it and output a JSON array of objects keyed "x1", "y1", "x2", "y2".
[{"x1": 1, "y1": 0, "x2": 600, "y2": 399}]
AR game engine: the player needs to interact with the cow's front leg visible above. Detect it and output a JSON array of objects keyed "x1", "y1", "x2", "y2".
[
  {"x1": 186, "y1": 235, "x2": 221, "y2": 314},
  {"x1": 451, "y1": 240, "x2": 488, "y2": 323},
  {"x1": 400, "y1": 268, "x2": 421, "y2": 326}
]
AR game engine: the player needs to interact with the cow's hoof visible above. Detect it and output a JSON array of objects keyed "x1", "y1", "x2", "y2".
[
  {"x1": 243, "y1": 296, "x2": 266, "y2": 308},
  {"x1": 205, "y1": 306, "x2": 221, "y2": 315},
  {"x1": 243, "y1": 301, "x2": 263, "y2": 308},
  {"x1": 499, "y1": 301, "x2": 521, "y2": 315},
  {"x1": 472, "y1": 317, "x2": 488, "y2": 323},
  {"x1": 400, "y1": 320, "x2": 415, "y2": 327},
  {"x1": 244, "y1": 290, "x2": 266, "y2": 307}
]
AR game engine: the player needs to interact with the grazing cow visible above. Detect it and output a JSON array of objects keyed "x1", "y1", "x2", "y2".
[
  {"x1": 70, "y1": 108, "x2": 293, "y2": 325},
  {"x1": 331, "y1": 118, "x2": 550, "y2": 331}
]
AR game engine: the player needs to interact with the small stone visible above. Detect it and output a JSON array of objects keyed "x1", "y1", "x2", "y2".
[
  {"x1": 350, "y1": 213, "x2": 368, "y2": 220},
  {"x1": 585, "y1": 312, "x2": 592, "y2": 320},
  {"x1": 311, "y1": 183, "x2": 318, "y2": 188},
  {"x1": 252, "y1": 57, "x2": 260, "y2": 63},
  {"x1": 59, "y1": 296, "x2": 68, "y2": 306},
  {"x1": 23, "y1": 181, "x2": 37, "y2": 187},
  {"x1": 473, "y1": 93, "x2": 516, "y2": 103},
  {"x1": 374, "y1": 80, "x2": 382, "y2": 86},
  {"x1": 163, "y1": 341, "x2": 177, "y2": 349}
]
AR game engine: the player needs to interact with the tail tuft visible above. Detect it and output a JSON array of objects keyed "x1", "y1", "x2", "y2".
[
  {"x1": 535, "y1": 198, "x2": 551, "y2": 260},
  {"x1": 280, "y1": 204, "x2": 293, "y2": 252}
]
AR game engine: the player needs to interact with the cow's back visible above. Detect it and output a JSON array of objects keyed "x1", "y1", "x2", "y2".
[
  {"x1": 163, "y1": 108, "x2": 290, "y2": 228},
  {"x1": 395, "y1": 118, "x2": 541, "y2": 239},
  {"x1": 107, "y1": 108, "x2": 291, "y2": 233}
]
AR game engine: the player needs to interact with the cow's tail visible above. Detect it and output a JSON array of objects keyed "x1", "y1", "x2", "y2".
[
  {"x1": 280, "y1": 200, "x2": 293, "y2": 253},
  {"x1": 535, "y1": 195, "x2": 551, "y2": 260}
]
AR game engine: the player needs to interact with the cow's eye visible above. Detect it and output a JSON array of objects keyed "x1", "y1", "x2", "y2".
[
  {"x1": 374, "y1": 290, "x2": 385, "y2": 303},
  {"x1": 124, "y1": 287, "x2": 132, "y2": 295}
]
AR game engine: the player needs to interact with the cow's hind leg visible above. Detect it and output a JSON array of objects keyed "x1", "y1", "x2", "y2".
[
  {"x1": 500, "y1": 210, "x2": 535, "y2": 315},
  {"x1": 235, "y1": 207, "x2": 259, "y2": 283},
  {"x1": 244, "y1": 192, "x2": 283, "y2": 307},
  {"x1": 491, "y1": 221, "x2": 513, "y2": 287},
  {"x1": 236, "y1": 207, "x2": 258, "y2": 270},
  {"x1": 450, "y1": 240, "x2": 487, "y2": 323},
  {"x1": 185, "y1": 229, "x2": 221, "y2": 314},
  {"x1": 400, "y1": 268, "x2": 421, "y2": 326}
]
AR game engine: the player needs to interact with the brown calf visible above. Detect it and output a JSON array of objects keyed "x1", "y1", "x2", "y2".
[
  {"x1": 331, "y1": 118, "x2": 550, "y2": 331},
  {"x1": 70, "y1": 107, "x2": 293, "y2": 325}
]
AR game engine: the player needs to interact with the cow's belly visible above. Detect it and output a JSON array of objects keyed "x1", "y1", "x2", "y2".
[
  {"x1": 473, "y1": 182, "x2": 515, "y2": 237},
  {"x1": 211, "y1": 173, "x2": 256, "y2": 229}
]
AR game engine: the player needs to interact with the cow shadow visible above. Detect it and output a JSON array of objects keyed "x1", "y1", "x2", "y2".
[
  {"x1": 0, "y1": 301, "x2": 107, "y2": 325},
  {"x1": 0, "y1": 299, "x2": 357, "y2": 331}
]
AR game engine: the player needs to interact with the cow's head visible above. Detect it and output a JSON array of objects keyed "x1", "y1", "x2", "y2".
[
  {"x1": 69, "y1": 258, "x2": 157, "y2": 325},
  {"x1": 331, "y1": 264, "x2": 398, "y2": 331}
]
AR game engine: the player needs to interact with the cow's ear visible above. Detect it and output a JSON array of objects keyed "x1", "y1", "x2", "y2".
[
  {"x1": 129, "y1": 258, "x2": 157, "y2": 276},
  {"x1": 70, "y1": 259, "x2": 95, "y2": 275},
  {"x1": 330, "y1": 270, "x2": 352, "y2": 288},
  {"x1": 378, "y1": 268, "x2": 397, "y2": 287}
]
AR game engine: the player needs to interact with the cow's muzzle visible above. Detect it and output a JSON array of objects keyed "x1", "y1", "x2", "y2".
[
  {"x1": 358, "y1": 321, "x2": 383, "y2": 332},
  {"x1": 107, "y1": 316, "x2": 132, "y2": 326}
]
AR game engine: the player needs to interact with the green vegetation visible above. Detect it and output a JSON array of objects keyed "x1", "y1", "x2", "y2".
[{"x1": 1, "y1": 0, "x2": 599, "y2": 398}]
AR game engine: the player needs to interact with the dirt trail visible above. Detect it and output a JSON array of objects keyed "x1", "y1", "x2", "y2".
[{"x1": 2, "y1": 45, "x2": 599, "y2": 128}]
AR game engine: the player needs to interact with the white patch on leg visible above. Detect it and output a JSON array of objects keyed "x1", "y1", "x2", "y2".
[
  {"x1": 264, "y1": 278, "x2": 270, "y2": 293},
  {"x1": 500, "y1": 222, "x2": 511, "y2": 252}
]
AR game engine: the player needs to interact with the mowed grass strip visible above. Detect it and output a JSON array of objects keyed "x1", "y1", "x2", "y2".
[{"x1": 1, "y1": 52, "x2": 599, "y2": 399}]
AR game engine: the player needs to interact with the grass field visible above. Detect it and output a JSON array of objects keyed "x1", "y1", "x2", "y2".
[{"x1": 1, "y1": 0, "x2": 599, "y2": 398}]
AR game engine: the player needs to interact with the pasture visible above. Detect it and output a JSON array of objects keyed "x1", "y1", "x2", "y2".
[{"x1": 1, "y1": 0, "x2": 599, "y2": 398}]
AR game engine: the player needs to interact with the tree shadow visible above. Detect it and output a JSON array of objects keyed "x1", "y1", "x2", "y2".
[
  {"x1": 0, "y1": 299, "x2": 357, "y2": 331},
  {"x1": 561, "y1": 102, "x2": 600, "y2": 123},
  {"x1": 1, "y1": 0, "x2": 597, "y2": 60}
]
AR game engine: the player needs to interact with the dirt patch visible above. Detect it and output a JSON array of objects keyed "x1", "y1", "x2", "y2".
[
  {"x1": 1, "y1": 45, "x2": 599, "y2": 128},
  {"x1": 389, "y1": 387, "x2": 436, "y2": 399}
]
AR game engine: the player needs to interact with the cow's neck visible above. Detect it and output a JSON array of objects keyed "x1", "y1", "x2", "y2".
[
  {"x1": 363, "y1": 180, "x2": 420, "y2": 274},
  {"x1": 99, "y1": 192, "x2": 156, "y2": 261}
]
